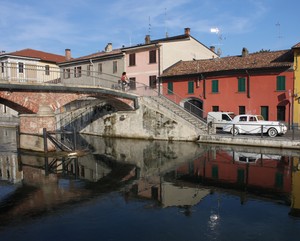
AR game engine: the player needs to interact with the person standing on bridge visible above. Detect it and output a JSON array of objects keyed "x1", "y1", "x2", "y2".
[{"x1": 121, "y1": 72, "x2": 129, "y2": 91}]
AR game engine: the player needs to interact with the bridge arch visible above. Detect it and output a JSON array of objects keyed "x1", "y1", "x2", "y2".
[
  {"x1": 0, "y1": 91, "x2": 135, "y2": 115},
  {"x1": 180, "y1": 97, "x2": 204, "y2": 118}
]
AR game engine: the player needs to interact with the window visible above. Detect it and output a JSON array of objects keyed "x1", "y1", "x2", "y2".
[
  {"x1": 113, "y1": 61, "x2": 117, "y2": 73},
  {"x1": 239, "y1": 116, "x2": 247, "y2": 121},
  {"x1": 212, "y1": 79, "x2": 218, "y2": 93},
  {"x1": 275, "y1": 172, "x2": 284, "y2": 188},
  {"x1": 18, "y1": 62, "x2": 24, "y2": 73},
  {"x1": 188, "y1": 81, "x2": 194, "y2": 94},
  {"x1": 149, "y1": 75, "x2": 157, "y2": 89},
  {"x1": 238, "y1": 77, "x2": 246, "y2": 92},
  {"x1": 212, "y1": 106, "x2": 219, "y2": 111},
  {"x1": 237, "y1": 169, "x2": 245, "y2": 184},
  {"x1": 64, "y1": 68, "x2": 70, "y2": 79},
  {"x1": 276, "y1": 76, "x2": 285, "y2": 91},
  {"x1": 149, "y1": 50, "x2": 156, "y2": 64},
  {"x1": 1, "y1": 62, "x2": 4, "y2": 73},
  {"x1": 168, "y1": 82, "x2": 173, "y2": 94},
  {"x1": 212, "y1": 165, "x2": 218, "y2": 179},
  {"x1": 239, "y1": 106, "x2": 245, "y2": 115},
  {"x1": 45, "y1": 65, "x2": 50, "y2": 75},
  {"x1": 261, "y1": 106, "x2": 269, "y2": 120},
  {"x1": 129, "y1": 53, "x2": 136, "y2": 66},
  {"x1": 87, "y1": 64, "x2": 92, "y2": 76},
  {"x1": 74, "y1": 66, "x2": 82, "y2": 78},
  {"x1": 277, "y1": 106, "x2": 285, "y2": 121},
  {"x1": 98, "y1": 63, "x2": 102, "y2": 74},
  {"x1": 64, "y1": 69, "x2": 71, "y2": 79},
  {"x1": 129, "y1": 77, "x2": 136, "y2": 90}
]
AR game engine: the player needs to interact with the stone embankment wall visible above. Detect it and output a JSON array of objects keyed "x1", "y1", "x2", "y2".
[{"x1": 80, "y1": 97, "x2": 204, "y2": 141}]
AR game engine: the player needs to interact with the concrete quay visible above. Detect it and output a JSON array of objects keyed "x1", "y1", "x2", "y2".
[{"x1": 198, "y1": 130, "x2": 300, "y2": 150}]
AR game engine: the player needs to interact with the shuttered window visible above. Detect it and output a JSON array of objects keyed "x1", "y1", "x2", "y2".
[
  {"x1": 212, "y1": 79, "x2": 218, "y2": 93},
  {"x1": 276, "y1": 76, "x2": 285, "y2": 91},
  {"x1": 113, "y1": 61, "x2": 117, "y2": 73},
  {"x1": 168, "y1": 82, "x2": 173, "y2": 94},
  {"x1": 149, "y1": 75, "x2": 157, "y2": 89},
  {"x1": 149, "y1": 50, "x2": 156, "y2": 63},
  {"x1": 238, "y1": 77, "x2": 246, "y2": 92},
  {"x1": 188, "y1": 81, "x2": 194, "y2": 94},
  {"x1": 129, "y1": 53, "x2": 136, "y2": 66}
]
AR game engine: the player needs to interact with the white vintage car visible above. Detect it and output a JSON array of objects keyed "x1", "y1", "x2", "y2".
[{"x1": 222, "y1": 114, "x2": 287, "y2": 137}]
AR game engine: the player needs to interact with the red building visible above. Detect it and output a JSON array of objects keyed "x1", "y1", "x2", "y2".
[{"x1": 161, "y1": 48, "x2": 294, "y2": 125}]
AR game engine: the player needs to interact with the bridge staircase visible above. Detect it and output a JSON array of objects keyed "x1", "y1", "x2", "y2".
[{"x1": 145, "y1": 95, "x2": 210, "y2": 135}]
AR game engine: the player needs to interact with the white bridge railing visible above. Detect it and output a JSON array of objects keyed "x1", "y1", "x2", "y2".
[{"x1": 0, "y1": 63, "x2": 158, "y2": 96}]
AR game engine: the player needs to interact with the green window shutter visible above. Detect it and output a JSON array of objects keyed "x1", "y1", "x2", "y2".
[
  {"x1": 188, "y1": 81, "x2": 194, "y2": 94},
  {"x1": 212, "y1": 80, "x2": 218, "y2": 93},
  {"x1": 237, "y1": 169, "x2": 245, "y2": 184},
  {"x1": 238, "y1": 78, "x2": 246, "y2": 92},
  {"x1": 212, "y1": 166, "x2": 218, "y2": 179},
  {"x1": 275, "y1": 172, "x2": 284, "y2": 188},
  {"x1": 276, "y1": 76, "x2": 285, "y2": 91},
  {"x1": 168, "y1": 82, "x2": 173, "y2": 94}
]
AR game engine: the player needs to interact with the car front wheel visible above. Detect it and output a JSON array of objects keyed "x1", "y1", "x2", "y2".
[{"x1": 268, "y1": 127, "x2": 278, "y2": 137}]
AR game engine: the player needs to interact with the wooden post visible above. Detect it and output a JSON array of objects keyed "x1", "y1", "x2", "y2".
[{"x1": 43, "y1": 128, "x2": 48, "y2": 153}]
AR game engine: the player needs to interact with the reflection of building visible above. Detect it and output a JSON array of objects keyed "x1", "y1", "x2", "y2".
[
  {"x1": 176, "y1": 150, "x2": 292, "y2": 196},
  {"x1": 290, "y1": 157, "x2": 300, "y2": 216},
  {"x1": 161, "y1": 182, "x2": 209, "y2": 208},
  {"x1": 128, "y1": 175, "x2": 210, "y2": 209},
  {"x1": 0, "y1": 153, "x2": 23, "y2": 183}
]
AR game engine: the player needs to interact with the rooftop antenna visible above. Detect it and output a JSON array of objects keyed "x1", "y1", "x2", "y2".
[
  {"x1": 210, "y1": 27, "x2": 224, "y2": 56},
  {"x1": 276, "y1": 22, "x2": 283, "y2": 39},
  {"x1": 165, "y1": 8, "x2": 169, "y2": 38},
  {"x1": 148, "y1": 16, "x2": 151, "y2": 35}
]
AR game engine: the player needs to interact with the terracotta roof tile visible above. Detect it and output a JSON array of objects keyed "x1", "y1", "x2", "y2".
[
  {"x1": 162, "y1": 49, "x2": 293, "y2": 77},
  {"x1": 64, "y1": 49, "x2": 123, "y2": 63},
  {"x1": 7, "y1": 48, "x2": 66, "y2": 63},
  {"x1": 292, "y1": 42, "x2": 300, "y2": 48}
]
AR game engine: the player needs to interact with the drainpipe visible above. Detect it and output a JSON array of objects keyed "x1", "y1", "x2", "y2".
[
  {"x1": 90, "y1": 59, "x2": 95, "y2": 86},
  {"x1": 246, "y1": 70, "x2": 250, "y2": 98},
  {"x1": 201, "y1": 74, "x2": 206, "y2": 99},
  {"x1": 157, "y1": 44, "x2": 161, "y2": 96}
]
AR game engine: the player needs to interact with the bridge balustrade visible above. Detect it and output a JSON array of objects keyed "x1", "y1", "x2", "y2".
[{"x1": 0, "y1": 63, "x2": 159, "y2": 96}]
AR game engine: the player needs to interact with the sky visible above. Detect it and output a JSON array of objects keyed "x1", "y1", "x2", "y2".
[{"x1": 1, "y1": 0, "x2": 300, "y2": 58}]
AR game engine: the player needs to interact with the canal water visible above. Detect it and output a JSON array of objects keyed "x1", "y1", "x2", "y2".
[{"x1": 0, "y1": 127, "x2": 299, "y2": 241}]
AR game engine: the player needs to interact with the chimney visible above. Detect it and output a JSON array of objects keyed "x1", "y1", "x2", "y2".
[
  {"x1": 242, "y1": 47, "x2": 249, "y2": 57},
  {"x1": 105, "y1": 43, "x2": 113, "y2": 52},
  {"x1": 145, "y1": 35, "x2": 151, "y2": 44},
  {"x1": 65, "y1": 49, "x2": 71, "y2": 61},
  {"x1": 184, "y1": 27, "x2": 191, "y2": 36},
  {"x1": 210, "y1": 46, "x2": 216, "y2": 52}
]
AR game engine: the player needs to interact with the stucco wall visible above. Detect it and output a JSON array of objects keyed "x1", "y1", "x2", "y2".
[
  {"x1": 163, "y1": 70, "x2": 294, "y2": 124},
  {"x1": 294, "y1": 49, "x2": 300, "y2": 127},
  {"x1": 80, "y1": 97, "x2": 201, "y2": 141}
]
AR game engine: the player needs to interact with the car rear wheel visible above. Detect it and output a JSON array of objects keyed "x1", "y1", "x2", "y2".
[
  {"x1": 231, "y1": 127, "x2": 239, "y2": 136},
  {"x1": 268, "y1": 127, "x2": 278, "y2": 137}
]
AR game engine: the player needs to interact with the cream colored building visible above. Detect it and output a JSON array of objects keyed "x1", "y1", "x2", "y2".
[
  {"x1": 0, "y1": 49, "x2": 66, "y2": 118},
  {"x1": 122, "y1": 28, "x2": 219, "y2": 90}
]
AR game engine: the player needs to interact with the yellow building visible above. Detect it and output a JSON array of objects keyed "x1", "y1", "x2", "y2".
[
  {"x1": 292, "y1": 43, "x2": 300, "y2": 127},
  {"x1": 290, "y1": 157, "x2": 300, "y2": 217}
]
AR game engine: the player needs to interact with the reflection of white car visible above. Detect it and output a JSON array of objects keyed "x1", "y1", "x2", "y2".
[
  {"x1": 231, "y1": 152, "x2": 282, "y2": 163},
  {"x1": 222, "y1": 114, "x2": 287, "y2": 137}
]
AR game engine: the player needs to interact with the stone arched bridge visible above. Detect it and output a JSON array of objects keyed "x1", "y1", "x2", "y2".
[{"x1": 0, "y1": 82, "x2": 208, "y2": 152}]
